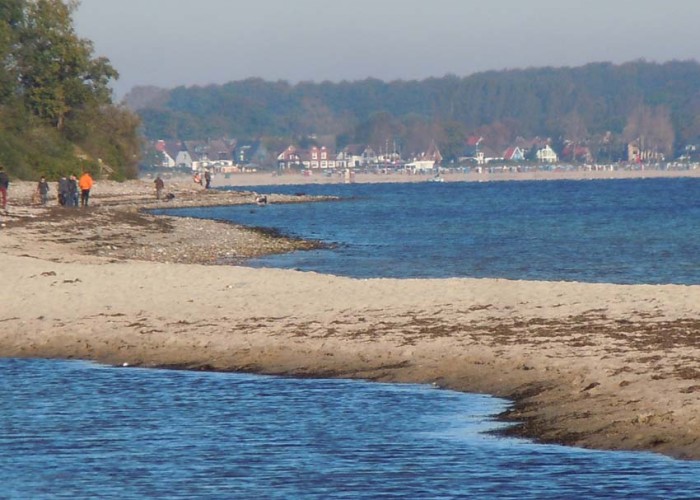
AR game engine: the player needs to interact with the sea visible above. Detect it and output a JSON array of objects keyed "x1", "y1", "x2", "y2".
[
  {"x1": 180, "y1": 176, "x2": 700, "y2": 284},
  {"x1": 4, "y1": 177, "x2": 700, "y2": 498}
]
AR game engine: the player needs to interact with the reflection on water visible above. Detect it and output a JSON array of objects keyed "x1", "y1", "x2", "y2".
[{"x1": 1, "y1": 358, "x2": 699, "y2": 499}]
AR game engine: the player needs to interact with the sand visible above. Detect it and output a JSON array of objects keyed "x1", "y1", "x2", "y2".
[
  {"x1": 193, "y1": 166, "x2": 700, "y2": 187},
  {"x1": 1, "y1": 172, "x2": 699, "y2": 460}
]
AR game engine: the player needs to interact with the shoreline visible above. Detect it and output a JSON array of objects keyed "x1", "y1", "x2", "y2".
[
  {"x1": 1, "y1": 176, "x2": 699, "y2": 460},
  {"x1": 144, "y1": 165, "x2": 700, "y2": 188}
]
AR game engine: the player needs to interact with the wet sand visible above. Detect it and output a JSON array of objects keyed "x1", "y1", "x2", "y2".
[{"x1": 1, "y1": 175, "x2": 699, "y2": 460}]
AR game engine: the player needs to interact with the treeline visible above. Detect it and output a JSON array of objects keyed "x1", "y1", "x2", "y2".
[
  {"x1": 130, "y1": 60, "x2": 700, "y2": 162},
  {"x1": 0, "y1": 0, "x2": 141, "y2": 180}
]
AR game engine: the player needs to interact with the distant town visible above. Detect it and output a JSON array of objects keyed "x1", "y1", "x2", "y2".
[{"x1": 145, "y1": 135, "x2": 700, "y2": 176}]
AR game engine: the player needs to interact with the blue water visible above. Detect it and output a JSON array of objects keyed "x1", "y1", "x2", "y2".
[
  {"x1": 2, "y1": 358, "x2": 700, "y2": 499},
  {"x1": 7, "y1": 178, "x2": 700, "y2": 497},
  {"x1": 155, "y1": 177, "x2": 700, "y2": 284}
]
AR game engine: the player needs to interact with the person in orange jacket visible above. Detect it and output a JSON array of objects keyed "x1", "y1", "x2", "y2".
[{"x1": 78, "y1": 171, "x2": 94, "y2": 207}]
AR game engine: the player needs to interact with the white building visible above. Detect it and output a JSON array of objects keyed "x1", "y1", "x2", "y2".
[
  {"x1": 405, "y1": 160, "x2": 436, "y2": 172},
  {"x1": 536, "y1": 145, "x2": 558, "y2": 163},
  {"x1": 175, "y1": 150, "x2": 194, "y2": 169}
]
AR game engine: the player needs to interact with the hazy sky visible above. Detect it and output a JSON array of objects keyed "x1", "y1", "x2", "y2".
[{"x1": 73, "y1": 0, "x2": 700, "y2": 98}]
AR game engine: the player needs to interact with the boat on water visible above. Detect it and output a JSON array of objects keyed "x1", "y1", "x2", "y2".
[{"x1": 427, "y1": 175, "x2": 445, "y2": 183}]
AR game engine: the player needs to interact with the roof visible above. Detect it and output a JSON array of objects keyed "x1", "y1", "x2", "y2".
[
  {"x1": 502, "y1": 147, "x2": 517, "y2": 160},
  {"x1": 423, "y1": 140, "x2": 443, "y2": 162}
]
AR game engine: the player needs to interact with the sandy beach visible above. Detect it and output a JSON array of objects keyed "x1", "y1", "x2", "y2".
[
  {"x1": 203, "y1": 166, "x2": 700, "y2": 187},
  {"x1": 1, "y1": 172, "x2": 699, "y2": 460}
]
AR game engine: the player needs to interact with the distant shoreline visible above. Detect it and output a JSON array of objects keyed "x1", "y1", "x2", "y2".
[{"x1": 144, "y1": 165, "x2": 700, "y2": 188}]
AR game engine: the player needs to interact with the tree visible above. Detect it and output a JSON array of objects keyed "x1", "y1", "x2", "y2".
[
  {"x1": 0, "y1": 0, "x2": 23, "y2": 102},
  {"x1": 130, "y1": 59, "x2": 700, "y2": 164},
  {"x1": 15, "y1": 0, "x2": 118, "y2": 128},
  {"x1": 623, "y1": 105, "x2": 675, "y2": 159},
  {"x1": 435, "y1": 120, "x2": 467, "y2": 163},
  {"x1": 0, "y1": 0, "x2": 140, "y2": 179}
]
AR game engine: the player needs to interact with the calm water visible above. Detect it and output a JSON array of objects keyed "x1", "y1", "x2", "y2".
[
  {"x1": 157, "y1": 177, "x2": 700, "y2": 284},
  {"x1": 2, "y1": 358, "x2": 700, "y2": 499},
  {"x1": 8, "y1": 178, "x2": 700, "y2": 497}
]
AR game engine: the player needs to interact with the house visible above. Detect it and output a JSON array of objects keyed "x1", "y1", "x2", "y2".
[
  {"x1": 405, "y1": 160, "x2": 437, "y2": 172},
  {"x1": 277, "y1": 145, "x2": 342, "y2": 170},
  {"x1": 277, "y1": 145, "x2": 303, "y2": 170},
  {"x1": 336, "y1": 145, "x2": 379, "y2": 168},
  {"x1": 184, "y1": 140, "x2": 208, "y2": 162},
  {"x1": 679, "y1": 143, "x2": 700, "y2": 161},
  {"x1": 536, "y1": 144, "x2": 558, "y2": 163},
  {"x1": 502, "y1": 146, "x2": 525, "y2": 162},
  {"x1": 229, "y1": 140, "x2": 269, "y2": 166},
  {"x1": 627, "y1": 140, "x2": 664, "y2": 163},
  {"x1": 179, "y1": 138, "x2": 238, "y2": 172},
  {"x1": 516, "y1": 136, "x2": 549, "y2": 159},
  {"x1": 361, "y1": 146, "x2": 378, "y2": 166},
  {"x1": 424, "y1": 140, "x2": 443, "y2": 165},
  {"x1": 151, "y1": 139, "x2": 194, "y2": 169},
  {"x1": 336, "y1": 144, "x2": 366, "y2": 168},
  {"x1": 207, "y1": 139, "x2": 236, "y2": 163},
  {"x1": 405, "y1": 141, "x2": 443, "y2": 172},
  {"x1": 465, "y1": 136, "x2": 483, "y2": 155},
  {"x1": 307, "y1": 146, "x2": 335, "y2": 169},
  {"x1": 562, "y1": 142, "x2": 594, "y2": 163},
  {"x1": 476, "y1": 146, "x2": 500, "y2": 165},
  {"x1": 175, "y1": 150, "x2": 194, "y2": 170},
  {"x1": 184, "y1": 139, "x2": 236, "y2": 162},
  {"x1": 459, "y1": 136, "x2": 484, "y2": 163},
  {"x1": 153, "y1": 140, "x2": 177, "y2": 168}
]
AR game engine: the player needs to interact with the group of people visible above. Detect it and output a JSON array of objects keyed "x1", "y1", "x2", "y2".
[
  {"x1": 192, "y1": 170, "x2": 212, "y2": 189},
  {"x1": 0, "y1": 167, "x2": 93, "y2": 212},
  {"x1": 152, "y1": 170, "x2": 212, "y2": 202},
  {"x1": 38, "y1": 172, "x2": 93, "y2": 207}
]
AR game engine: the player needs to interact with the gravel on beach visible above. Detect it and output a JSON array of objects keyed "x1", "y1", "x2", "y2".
[{"x1": 1, "y1": 179, "x2": 327, "y2": 265}]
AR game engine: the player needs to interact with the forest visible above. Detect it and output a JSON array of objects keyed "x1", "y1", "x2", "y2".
[
  {"x1": 0, "y1": 0, "x2": 140, "y2": 180},
  {"x1": 130, "y1": 59, "x2": 700, "y2": 163}
]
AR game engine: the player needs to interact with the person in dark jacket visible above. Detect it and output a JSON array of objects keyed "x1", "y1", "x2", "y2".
[
  {"x1": 67, "y1": 175, "x2": 79, "y2": 207},
  {"x1": 0, "y1": 166, "x2": 9, "y2": 211},
  {"x1": 37, "y1": 176, "x2": 50, "y2": 205},
  {"x1": 58, "y1": 176, "x2": 68, "y2": 206},
  {"x1": 154, "y1": 175, "x2": 165, "y2": 199}
]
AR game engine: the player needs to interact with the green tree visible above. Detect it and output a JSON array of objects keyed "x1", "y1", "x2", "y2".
[
  {"x1": 15, "y1": 0, "x2": 117, "y2": 128},
  {"x1": 435, "y1": 120, "x2": 467, "y2": 163},
  {"x1": 0, "y1": 0, "x2": 139, "y2": 179},
  {"x1": 0, "y1": 0, "x2": 23, "y2": 102}
]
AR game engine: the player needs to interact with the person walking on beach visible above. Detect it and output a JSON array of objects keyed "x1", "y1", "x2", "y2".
[
  {"x1": 79, "y1": 171, "x2": 93, "y2": 207},
  {"x1": 0, "y1": 166, "x2": 9, "y2": 211},
  {"x1": 154, "y1": 175, "x2": 165, "y2": 200},
  {"x1": 37, "y1": 176, "x2": 50, "y2": 205},
  {"x1": 58, "y1": 176, "x2": 68, "y2": 206},
  {"x1": 204, "y1": 170, "x2": 211, "y2": 189},
  {"x1": 67, "y1": 175, "x2": 79, "y2": 207}
]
